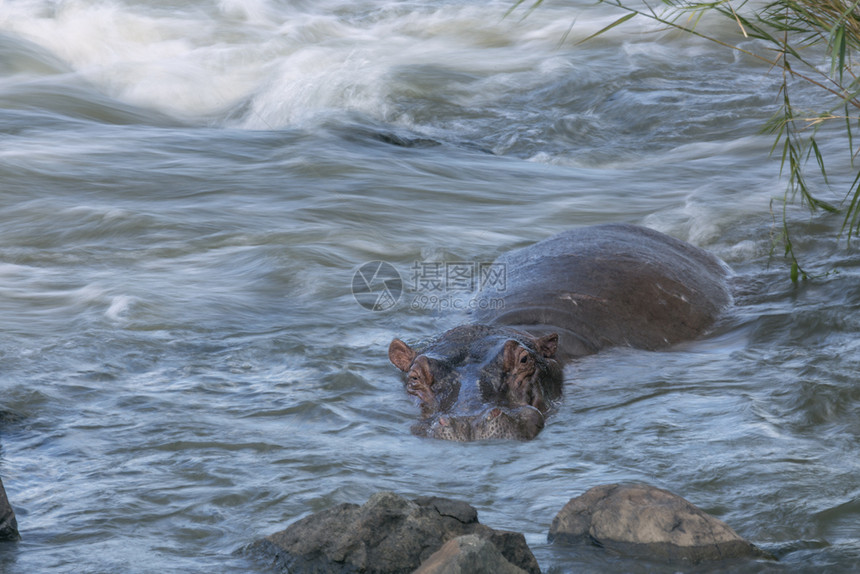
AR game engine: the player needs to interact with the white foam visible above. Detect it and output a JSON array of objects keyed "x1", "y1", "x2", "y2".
[
  {"x1": 105, "y1": 295, "x2": 135, "y2": 321},
  {"x1": 0, "y1": 0, "x2": 663, "y2": 126},
  {"x1": 0, "y1": 0, "x2": 268, "y2": 117}
]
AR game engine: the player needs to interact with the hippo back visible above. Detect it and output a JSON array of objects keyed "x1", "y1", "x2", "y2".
[{"x1": 474, "y1": 224, "x2": 730, "y2": 358}]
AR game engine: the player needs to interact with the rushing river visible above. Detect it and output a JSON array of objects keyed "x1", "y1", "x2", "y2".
[{"x1": 1, "y1": 1, "x2": 859, "y2": 572}]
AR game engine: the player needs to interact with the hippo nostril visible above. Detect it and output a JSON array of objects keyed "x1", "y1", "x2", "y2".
[{"x1": 438, "y1": 416, "x2": 449, "y2": 427}]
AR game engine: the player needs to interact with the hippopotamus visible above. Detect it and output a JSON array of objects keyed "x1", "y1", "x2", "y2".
[{"x1": 388, "y1": 224, "x2": 731, "y2": 441}]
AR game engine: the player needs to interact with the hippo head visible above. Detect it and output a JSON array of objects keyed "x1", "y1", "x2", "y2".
[{"x1": 388, "y1": 325, "x2": 562, "y2": 441}]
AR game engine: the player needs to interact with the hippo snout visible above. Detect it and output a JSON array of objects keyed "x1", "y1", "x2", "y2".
[{"x1": 411, "y1": 405, "x2": 545, "y2": 442}]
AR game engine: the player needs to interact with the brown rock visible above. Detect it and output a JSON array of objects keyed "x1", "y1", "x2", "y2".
[
  {"x1": 549, "y1": 484, "x2": 768, "y2": 563},
  {"x1": 247, "y1": 492, "x2": 540, "y2": 574},
  {"x1": 413, "y1": 534, "x2": 528, "y2": 574},
  {"x1": 0, "y1": 477, "x2": 19, "y2": 542}
]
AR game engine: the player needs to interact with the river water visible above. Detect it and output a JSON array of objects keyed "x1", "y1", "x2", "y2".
[{"x1": 1, "y1": 1, "x2": 859, "y2": 572}]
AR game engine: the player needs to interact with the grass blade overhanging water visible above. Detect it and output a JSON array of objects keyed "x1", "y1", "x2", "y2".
[{"x1": 512, "y1": 0, "x2": 860, "y2": 279}]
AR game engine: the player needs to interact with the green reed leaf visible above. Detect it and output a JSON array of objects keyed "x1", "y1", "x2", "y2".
[{"x1": 576, "y1": 12, "x2": 637, "y2": 45}]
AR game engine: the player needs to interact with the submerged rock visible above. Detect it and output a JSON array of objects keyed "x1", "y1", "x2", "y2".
[
  {"x1": 0, "y1": 477, "x2": 19, "y2": 542},
  {"x1": 548, "y1": 483, "x2": 768, "y2": 563},
  {"x1": 247, "y1": 491, "x2": 540, "y2": 574}
]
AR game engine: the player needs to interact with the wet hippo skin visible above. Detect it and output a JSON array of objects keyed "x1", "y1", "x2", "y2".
[{"x1": 389, "y1": 224, "x2": 731, "y2": 441}]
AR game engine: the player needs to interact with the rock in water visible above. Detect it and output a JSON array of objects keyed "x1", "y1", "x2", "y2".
[
  {"x1": 0, "y1": 477, "x2": 19, "y2": 542},
  {"x1": 247, "y1": 492, "x2": 540, "y2": 574},
  {"x1": 548, "y1": 484, "x2": 768, "y2": 563},
  {"x1": 413, "y1": 534, "x2": 528, "y2": 574}
]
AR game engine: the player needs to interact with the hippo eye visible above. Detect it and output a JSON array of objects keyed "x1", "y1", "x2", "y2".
[{"x1": 520, "y1": 354, "x2": 529, "y2": 364}]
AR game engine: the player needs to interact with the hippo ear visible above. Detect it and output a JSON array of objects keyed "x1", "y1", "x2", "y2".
[
  {"x1": 389, "y1": 339, "x2": 417, "y2": 372},
  {"x1": 536, "y1": 333, "x2": 558, "y2": 359}
]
